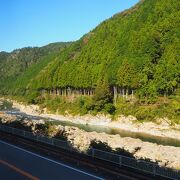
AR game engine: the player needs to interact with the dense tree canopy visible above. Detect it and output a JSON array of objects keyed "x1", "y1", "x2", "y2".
[
  {"x1": 0, "y1": 42, "x2": 71, "y2": 95},
  {"x1": 0, "y1": 0, "x2": 179, "y2": 107},
  {"x1": 25, "y1": 0, "x2": 179, "y2": 100}
]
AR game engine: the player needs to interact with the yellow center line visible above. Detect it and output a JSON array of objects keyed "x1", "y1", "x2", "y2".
[{"x1": 0, "y1": 159, "x2": 40, "y2": 180}]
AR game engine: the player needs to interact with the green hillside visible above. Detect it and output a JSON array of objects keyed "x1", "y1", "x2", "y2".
[
  {"x1": 30, "y1": 0, "x2": 179, "y2": 99},
  {"x1": 0, "y1": 42, "x2": 71, "y2": 95},
  {"x1": 0, "y1": 0, "x2": 179, "y2": 123}
]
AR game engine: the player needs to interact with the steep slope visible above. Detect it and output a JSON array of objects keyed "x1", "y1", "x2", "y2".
[
  {"x1": 30, "y1": 0, "x2": 179, "y2": 101},
  {"x1": 0, "y1": 42, "x2": 71, "y2": 95},
  {"x1": 0, "y1": 0, "x2": 179, "y2": 122}
]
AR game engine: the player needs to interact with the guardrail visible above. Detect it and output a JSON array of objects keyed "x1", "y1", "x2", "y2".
[{"x1": 0, "y1": 124, "x2": 179, "y2": 180}]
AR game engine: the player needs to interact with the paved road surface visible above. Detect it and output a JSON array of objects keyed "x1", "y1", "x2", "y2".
[{"x1": 0, "y1": 140, "x2": 104, "y2": 180}]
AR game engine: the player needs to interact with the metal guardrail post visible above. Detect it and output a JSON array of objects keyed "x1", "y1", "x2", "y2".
[
  {"x1": 51, "y1": 138, "x2": 54, "y2": 146},
  {"x1": 119, "y1": 156, "x2": 122, "y2": 167},
  {"x1": 69, "y1": 145, "x2": 73, "y2": 152},
  {"x1": 92, "y1": 148, "x2": 95, "y2": 158},
  {"x1": 0, "y1": 124, "x2": 179, "y2": 179},
  {"x1": 153, "y1": 164, "x2": 156, "y2": 176}
]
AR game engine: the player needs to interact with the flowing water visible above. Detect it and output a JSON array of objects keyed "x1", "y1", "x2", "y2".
[{"x1": 0, "y1": 100, "x2": 180, "y2": 147}]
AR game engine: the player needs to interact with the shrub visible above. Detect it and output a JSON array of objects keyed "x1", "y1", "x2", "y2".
[{"x1": 104, "y1": 103, "x2": 116, "y2": 114}]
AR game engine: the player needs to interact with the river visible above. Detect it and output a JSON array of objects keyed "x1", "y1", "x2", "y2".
[{"x1": 0, "y1": 100, "x2": 180, "y2": 147}]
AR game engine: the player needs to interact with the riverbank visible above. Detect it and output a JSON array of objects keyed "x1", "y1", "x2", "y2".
[
  {"x1": 2, "y1": 98, "x2": 179, "y2": 141},
  {"x1": 0, "y1": 112, "x2": 180, "y2": 170}
]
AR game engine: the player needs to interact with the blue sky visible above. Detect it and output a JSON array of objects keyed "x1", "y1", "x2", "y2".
[{"x1": 0, "y1": 0, "x2": 139, "y2": 52}]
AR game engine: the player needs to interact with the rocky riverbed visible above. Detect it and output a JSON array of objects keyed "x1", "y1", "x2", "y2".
[
  {"x1": 0, "y1": 112, "x2": 180, "y2": 170},
  {"x1": 8, "y1": 99, "x2": 180, "y2": 141}
]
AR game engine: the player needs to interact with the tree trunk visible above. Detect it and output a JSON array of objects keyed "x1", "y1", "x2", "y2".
[
  {"x1": 117, "y1": 87, "x2": 120, "y2": 97},
  {"x1": 126, "y1": 89, "x2": 128, "y2": 99},
  {"x1": 164, "y1": 92, "x2": 167, "y2": 97},
  {"x1": 113, "y1": 86, "x2": 117, "y2": 105},
  {"x1": 131, "y1": 89, "x2": 134, "y2": 99},
  {"x1": 122, "y1": 88, "x2": 125, "y2": 98}
]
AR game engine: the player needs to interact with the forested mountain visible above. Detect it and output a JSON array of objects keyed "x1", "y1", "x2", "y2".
[
  {"x1": 0, "y1": 42, "x2": 71, "y2": 94},
  {"x1": 0, "y1": 0, "x2": 179, "y2": 122},
  {"x1": 29, "y1": 0, "x2": 179, "y2": 101}
]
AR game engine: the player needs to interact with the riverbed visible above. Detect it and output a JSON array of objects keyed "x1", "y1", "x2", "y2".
[{"x1": 1, "y1": 100, "x2": 180, "y2": 147}]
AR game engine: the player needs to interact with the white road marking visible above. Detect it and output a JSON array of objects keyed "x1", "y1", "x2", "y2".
[{"x1": 0, "y1": 140, "x2": 104, "y2": 180}]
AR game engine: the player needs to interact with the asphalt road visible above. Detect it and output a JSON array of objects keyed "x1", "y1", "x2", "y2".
[{"x1": 0, "y1": 140, "x2": 104, "y2": 180}]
